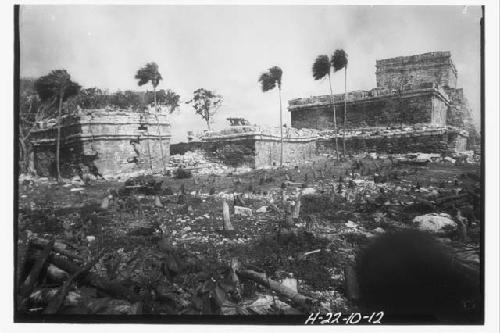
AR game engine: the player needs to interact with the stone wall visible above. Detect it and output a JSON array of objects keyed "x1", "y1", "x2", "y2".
[
  {"x1": 289, "y1": 87, "x2": 449, "y2": 129},
  {"x1": 288, "y1": 51, "x2": 477, "y2": 149},
  {"x1": 376, "y1": 51, "x2": 457, "y2": 89},
  {"x1": 254, "y1": 140, "x2": 316, "y2": 168},
  {"x1": 200, "y1": 127, "x2": 317, "y2": 168},
  {"x1": 31, "y1": 110, "x2": 171, "y2": 177},
  {"x1": 444, "y1": 87, "x2": 480, "y2": 148},
  {"x1": 316, "y1": 128, "x2": 468, "y2": 155}
]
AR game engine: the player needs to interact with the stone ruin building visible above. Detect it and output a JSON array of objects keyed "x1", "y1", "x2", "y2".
[
  {"x1": 31, "y1": 109, "x2": 171, "y2": 177},
  {"x1": 200, "y1": 126, "x2": 317, "y2": 169},
  {"x1": 30, "y1": 51, "x2": 479, "y2": 175},
  {"x1": 288, "y1": 51, "x2": 479, "y2": 155},
  {"x1": 197, "y1": 52, "x2": 478, "y2": 168}
]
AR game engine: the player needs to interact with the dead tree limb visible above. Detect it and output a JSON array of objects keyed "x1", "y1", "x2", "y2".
[
  {"x1": 236, "y1": 269, "x2": 316, "y2": 312},
  {"x1": 19, "y1": 238, "x2": 54, "y2": 299},
  {"x1": 47, "y1": 254, "x2": 141, "y2": 303},
  {"x1": 44, "y1": 250, "x2": 106, "y2": 314},
  {"x1": 17, "y1": 238, "x2": 55, "y2": 312},
  {"x1": 30, "y1": 237, "x2": 84, "y2": 262}
]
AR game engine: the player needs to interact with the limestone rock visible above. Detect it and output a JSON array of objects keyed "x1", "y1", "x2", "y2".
[
  {"x1": 234, "y1": 205, "x2": 252, "y2": 217},
  {"x1": 412, "y1": 213, "x2": 457, "y2": 233}
]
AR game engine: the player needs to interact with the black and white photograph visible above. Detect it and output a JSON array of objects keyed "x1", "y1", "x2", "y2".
[{"x1": 4, "y1": 1, "x2": 500, "y2": 329}]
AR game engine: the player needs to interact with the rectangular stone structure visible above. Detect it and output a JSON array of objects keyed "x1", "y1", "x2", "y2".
[
  {"x1": 200, "y1": 126, "x2": 317, "y2": 169},
  {"x1": 376, "y1": 51, "x2": 458, "y2": 89},
  {"x1": 30, "y1": 109, "x2": 171, "y2": 177},
  {"x1": 287, "y1": 51, "x2": 478, "y2": 150}
]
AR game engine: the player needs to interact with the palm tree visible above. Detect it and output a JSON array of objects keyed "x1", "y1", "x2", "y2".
[
  {"x1": 259, "y1": 66, "x2": 284, "y2": 166},
  {"x1": 312, "y1": 55, "x2": 339, "y2": 160},
  {"x1": 332, "y1": 49, "x2": 348, "y2": 156},
  {"x1": 135, "y1": 62, "x2": 165, "y2": 173},
  {"x1": 34, "y1": 70, "x2": 80, "y2": 181}
]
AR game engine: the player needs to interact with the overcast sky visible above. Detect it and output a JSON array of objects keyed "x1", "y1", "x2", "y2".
[{"x1": 20, "y1": 5, "x2": 482, "y2": 143}]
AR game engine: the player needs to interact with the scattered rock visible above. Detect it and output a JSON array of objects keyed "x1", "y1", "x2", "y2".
[
  {"x1": 413, "y1": 213, "x2": 457, "y2": 233},
  {"x1": 256, "y1": 206, "x2": 267, "y2": 213},
  {"x1": 234, "y1": 205, "x2": 252, "y2": 217}
]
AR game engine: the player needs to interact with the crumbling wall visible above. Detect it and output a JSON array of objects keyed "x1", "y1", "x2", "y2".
[
  {"x1": 444, "y1": 87, "x2": 480, "y2": 148},
  {"x1": 31, "y1": 110, "x2": 171, "y2": 177},
  {"x1": 290, "y1": 88, "x2": 448, "y2": 129},
  {"x1": 376, "y1": 51, "x2": 457, "y2": 89},
  {"x1": 254, "y1": 140, "x2": 316, "y2": 168},
  {"x1": 200, "y1": 127, "x2": 317, "y2": 168},
  {"x1": 202, "y1": 139, "x2": 256, "y2": 168},
  {"x1": 317, "y1": 130, "x2": 467, "y2": 155}
]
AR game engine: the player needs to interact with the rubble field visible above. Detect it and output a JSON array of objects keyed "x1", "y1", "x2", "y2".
[{"x1": 16, "y1": 153, "x2": 481, "y2": 317}]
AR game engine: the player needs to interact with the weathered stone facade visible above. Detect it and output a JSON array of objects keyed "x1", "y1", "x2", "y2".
[
  {"x1": 31, "y1": 110, "x2": 171, "y2": 177},
  {"x1": 288, "y1": 51, "x2": 478, "y2": 152},
  {"x1": 317, "y1": 127, "x2": 468, "y2": 155},
  {"x1": 375, "y1": 51, "x2": 457, "y2": 89},
  {"x1": 289, "y1": 84, "x2": 450, "y2": 129},
  {"x1": 200, "y1": 127, "x2": 317, "y2": 168}
]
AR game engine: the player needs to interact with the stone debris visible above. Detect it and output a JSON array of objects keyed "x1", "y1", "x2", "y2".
[
  {"x1": 256, "y1": 206, "x2": 267, "y2": 213},
  {"x1": 234, "y1": 205, "x2": 253, "y2": 216},
  {"x1": 413, "y1": 213, "x2": 457, "y2": 233},
  {"x1": 169, "y1": 150, "x2": 228, "y2": 174}
]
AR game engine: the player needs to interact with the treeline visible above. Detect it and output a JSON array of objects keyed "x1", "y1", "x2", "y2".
[{"x1": 20, "y1": 78, "x2": 180, "y2": 113}]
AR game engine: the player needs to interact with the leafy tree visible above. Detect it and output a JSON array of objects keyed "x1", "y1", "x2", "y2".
[
  {"x1": 71, "y1": 87, "x2": 109, "y2": 109},
  {"x1": 312, "y1": 54, "x2": 339, "y2": 159},
  {"x1": 110, "y1": 90, "x2": 145, "y2": 110},
  {"x1": 187, "y1": 88, "x2": 223, "y2": 131},
  {"x1": 145, "y1": 89, "x2": 181, "y2": 114},
  {"x1": 34, "y1": 70, "x2": 80, "y2": 180},
  {"x1": 259, "y1": 66, "x2": 284, "y2": 166},
  {"x1": 135, "y1": 62, "x2": 165, "y2": 172},
  {"x1": 332, "y1": 49, "x2": 348, "y2": 155}
]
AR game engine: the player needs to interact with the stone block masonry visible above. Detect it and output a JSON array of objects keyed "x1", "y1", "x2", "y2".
[
  {"x1": 316, "y1": 127, "x2": 468, "y2": 156},
  {"x1": 289, "y1": 85, "x2": 449, "y2": 130},
  {"x1": 288, "y1": 51, "x2": 477, "y2": 150},
  {"x1": 30, "y1": 109, "x2": 171, "y2": 177},
  {"x1": 376, "y1": 51, "x2": 458, "y2": 89},
  {"x1": 200, "y1": 126, "x2": 317, "y2": 168}
]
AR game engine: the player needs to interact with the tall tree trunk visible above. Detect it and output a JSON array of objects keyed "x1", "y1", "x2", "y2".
[
  {"x1": 56, "y1": 95, "x2": 63, "y2": 181},
  {"x1": 143, "y1": 110, "x2": 153, "y2": 170},
  {"x1": 328, "y1": 74, "x2": 339, "y2": 160},
  {"x1": 343, "y1": 67, "x2": 347, "y2": 156},
  {"x1": 19, "y1": 137, "x2": 28, "y2": 174},
  {"x1": 154, "y1": 86, "x2": 167, "y2": 174},
  {"x1": 278, "y1": 87, "x2": 283, "y2": 166}
]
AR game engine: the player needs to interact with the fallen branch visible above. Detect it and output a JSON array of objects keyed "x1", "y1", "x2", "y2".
[
  {"x1": 30, "y1": 237, "x2": 84, "y2": 262},
  {"x1": 47, "y1": 254, "x2": 141, "y2": 303},
  {"x1": 44, "y1": 249, "x2": 107, "y2": 314},
  {"x1": 17, "y1": 238, "x2": 55, "y2": 312},
  {"x1": 236, "y1": 269, "x2": 316, "y2": 312},
  {"x1": 19, "y1": 238, "x2": 54, "y2": 299},
  {"x1": 297, "y1": 249, "x2": 321, "y2": 261}
]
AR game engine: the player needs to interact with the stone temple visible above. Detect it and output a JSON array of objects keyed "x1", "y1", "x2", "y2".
[
  {"x1": 197, "y1": 52, "x2": 478, "y2": 168},
  {"x1": 31, "y1": 109, "x2": 171, "y2": 177},
  {"x1": 288, "y1": 51, "x2": 478, "y2": 154}
]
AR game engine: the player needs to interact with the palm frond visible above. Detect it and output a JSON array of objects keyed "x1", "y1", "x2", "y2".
[
  {"x1": 258, "y1": 72, "x2": 276, "y2": 92},
  {"x1": 269, "y1": 66, "x2": 283, "y2": 88},
  {"x1": 135, "y1": 62, "x2": 163, "y2": 87},
  {"x1": 312, "y1": 55, "x2": 331, "y2": 80},
  {"x1": 332, "y1": 49, "x2": 348, "y2": 72}
]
